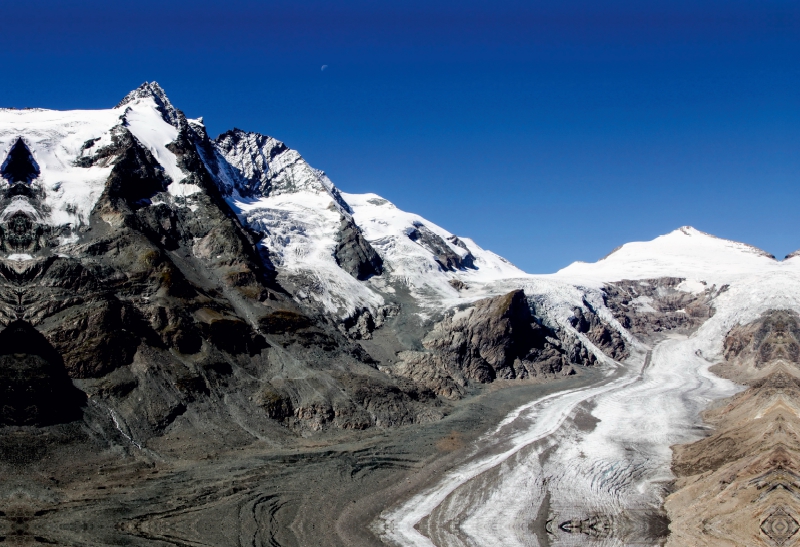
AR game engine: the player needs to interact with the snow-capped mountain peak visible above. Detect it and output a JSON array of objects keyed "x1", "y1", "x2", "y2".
[
  {"x1": 116, "y1": 81, "x2": 182, "y2": 129},
  {"x1": 206, "y1": 123, "x2": 527, "y2": 315},
  {"x1": 554, "y1": 225, "x2": 780, "y2": 285},
  {"x1": 213, "y1": 128, "x2": 350, "y2": 209},
  {"x1": 7, "y1": 82, "x2": 792, "y2": 326}
]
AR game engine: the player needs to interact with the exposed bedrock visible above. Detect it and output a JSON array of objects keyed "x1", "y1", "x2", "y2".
[
  {"x1": 603, "y1": 277, "x2": 718, "y2": 337},
  {"x1": 569, "y1": 302, "x2": 628, "y2": 361},
  {"x1": 718, "y1": 309, "x2": 800, "y2": 382},
  {"x1": 407, "y1": 221, "x2": 475, "y2": 271},
  {"x1": 391, "y1": 290, "x2": 600, "y2": 399},
  {"x1": 333, "y1": 216, "x2": 383, "y2": 280},
  {"x1": 0, "y1": 320, "x2": 85, "y2": 426},
  {"x1": 666, "y1": 310, "x2": 800, "y2": 547},
  {"x1": 338, "y1": 303, "x2": 399, "y2": 340}
]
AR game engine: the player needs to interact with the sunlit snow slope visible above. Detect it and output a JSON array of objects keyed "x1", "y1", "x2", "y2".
[{"x1": 554, "y1": 225, "x2": 784, "y2": 285}]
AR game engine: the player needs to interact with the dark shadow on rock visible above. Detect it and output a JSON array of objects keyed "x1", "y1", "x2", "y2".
[
  {"x1": 1, "y1": 138, "x2": 40, "y2": 184},
  {"x1": 0, "y1": 320, "x2": 86, "y2": 426}
]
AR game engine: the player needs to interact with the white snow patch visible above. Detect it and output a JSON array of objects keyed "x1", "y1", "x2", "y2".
[
  {"x1": 676, "y1": 278, "x2": 707, "y2": 294},
  {"x1": 123, "y1": 98, "x2": 186, "y2": 184},
  {"x1": 228, "y1": 192, "x2": 384, "y2": 316},
  {"x1": 553, "y1": 226, "x2": 781, "y2": 287},
  {"x1": 167, "y1": 182, "x2": 201, "y2": 197},
  {"x1": 0, "y1": 107, "x2": 121, "y2": 230},
  {"x1": 344, "y1": 192, "x2": 527, "y2": 308}
]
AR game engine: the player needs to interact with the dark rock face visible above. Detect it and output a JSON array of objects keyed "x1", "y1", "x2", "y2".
[
  {"x1": 569, "y1": 302, "x2": 627, "y2": 361},
  {"x1": 392, "y1": 290, "x2": 589, "y2": 398},
  {"x1": 446, "y1": 235, "x2": 476, "y2": 268},
  {"x1": 105, "y1": 129, "x2": 171, "y2": 208},
  {"x1": 724, "y1": 310, "x2": 800, "y2": 367},
  {"x1": 603, "y1": 277, "x2": 715, "y2": 337},
  {"x1": 334, "y1": 217, "x2": 383, "y2": 280},
  {"x1": 1, "y1": 138, "x2": 39, "y2": 184},
  {"x1": 0, "y1": 320, "x2": 85, "y2": 426},
  {"x1": 213, "y1": 129, "x2": 288, "y2": 197},
  {"x1": 407, "y1": 222, "x2": 475, "y2": 271}
]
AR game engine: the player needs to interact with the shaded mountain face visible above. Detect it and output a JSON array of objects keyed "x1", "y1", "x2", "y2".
[
  {"x1": 0, "y1": 319, "x2": 85, "y2": 426},
  {"x1": 1, "y1": 138, "x2": 39, "y2": 184}
]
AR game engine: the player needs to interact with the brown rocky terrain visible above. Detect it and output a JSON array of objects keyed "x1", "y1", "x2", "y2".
[
  {"x1": 390, "y1": 290, "x2": 591, "y2": 399},
  {"x1": 604, "y1": 277, "x2": 717, "y2": 337},
  {"x1": 666, "y1": 310, "x2": 800, "y2": 547}
]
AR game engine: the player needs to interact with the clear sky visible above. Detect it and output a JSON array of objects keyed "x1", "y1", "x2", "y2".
[{"x1": 2, "y1": 0, "x2": 799, "y2": 272}]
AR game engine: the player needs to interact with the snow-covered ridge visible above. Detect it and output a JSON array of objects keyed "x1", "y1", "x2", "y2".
[
  {"x1": 0, "y1": 106, "x2": 121, "y2": 234},
  {"x1": 0, "y1": 82, "x2": 528, "y2": 317},
  {"x1": 553, "y1": 225, "x2": 787, "y2": 286},
  {"x1": 117, "y1": 81, "x2": 183, "y2": 129},
  {"x1": 2, "y1": 81, "x2": 797, "y2": 325},
  {"x1": 0, "y1": 85, "x2": 198, "y2": 235},
  {"x1": 205, "y1": 121, "x2": 525, "y2": 315}
]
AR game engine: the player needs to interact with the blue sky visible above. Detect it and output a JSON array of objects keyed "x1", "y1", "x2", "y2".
[{"x1": 2, "y1": 0, "x2": 799, "y2": 272}]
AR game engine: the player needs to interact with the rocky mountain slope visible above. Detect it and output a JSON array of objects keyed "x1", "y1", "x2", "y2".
[
  {"x1": 1, "y1": 82, "x2": 797, "y2": 546},
  {"x1": 0, "y1": 82, "x2": 625, "y2": 450},
  {"x1": 667, "y1": 311, "x2": 800, "y2": 547}
]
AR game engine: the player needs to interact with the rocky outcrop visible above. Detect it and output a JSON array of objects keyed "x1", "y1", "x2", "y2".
[
  {"x1": 569, "y1": 300, "x2": 627, "y2": 360},
  {"x1": 212, "y1": 128, "x2": 351, "y2": 211},
  {"x1": 723, "y1": 310, "x2": 800, "y2": 368},
  {"x1": 333, "y1": 216, "x2": 383, "y2": 280},
  {"x1": 339, "y1": 304, "x2": 399, "y2": 340},
  {"x1": 407, "y1": 222, "x2": 475, "y2": 271},
  {"x1": 391, "y1": 290, "x2": 591, "y2": 398},
  {"x1": 602, "y1": 277, "x2": 716, "y2": 337}
]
